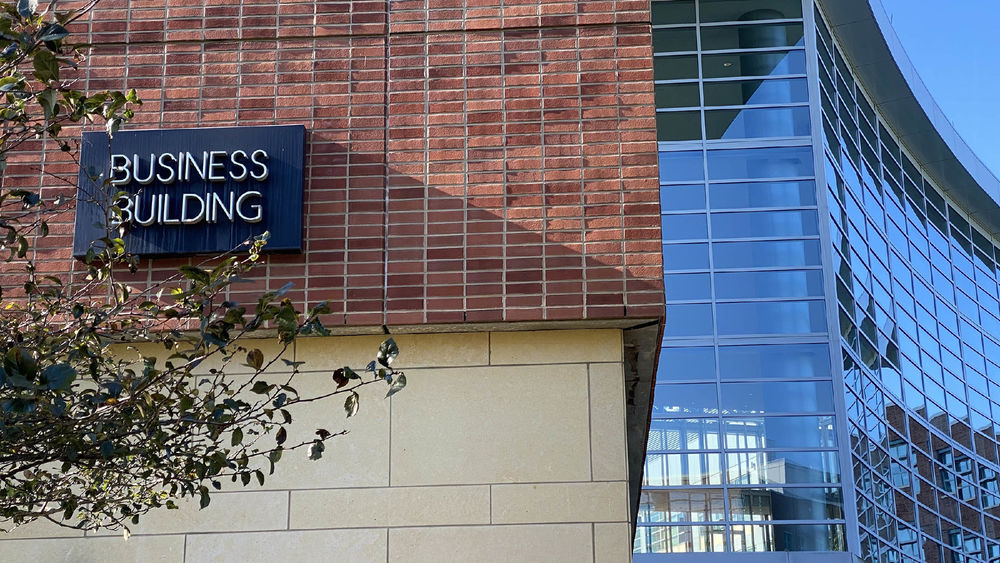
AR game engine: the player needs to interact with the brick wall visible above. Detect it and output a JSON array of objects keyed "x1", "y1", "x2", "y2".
[{"x1": 2, "y1": 0, "x2": 663, "y2": 328}]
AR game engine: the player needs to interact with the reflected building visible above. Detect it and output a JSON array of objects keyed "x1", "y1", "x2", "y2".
[{"x1": 640, "y1": 1, "x2": 1000, "y2": 562}]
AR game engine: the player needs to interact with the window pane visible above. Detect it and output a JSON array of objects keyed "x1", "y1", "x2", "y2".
[
  {"x1": 721, "y1": 381, "x2": 836, "y2": 414},
  {"x1": 703, "y1": 78, "x2": 809, "y2": 106},
  {"x1": 702, "y1": 50, "x2": 806, "y2": 79},
  {"x1": 639, "y1": 489, "x2": 726, "y2": 523},
  {"x1": 656, "y1": 82, "x2": 701, "y2": 109},
  {"x1": 652, "y1": 0, "x2": 696, "y2": 25},
  {"x1": 728, "y1": 487, "x2": 843, "y2": 521},
  {"x1": 700, "y1": 23, "x2": 805, "y2": 51},
  {"x1": 698, "y1": 0, "x2": 803, "y2": 23},
  {"x1": 653, "y1": 27, "x2": 698, "y2": 53},
  {"x1": 660, "y1": 184, "x2": 706, "y2": 211},
  {"x1": 644, "y1": 453, "x2": 724, "y2": 486},
  {"x1": 648, "y1": 418, "x2": 721, "y2": 451},
  {"x1": 730, "y1": 524, "x2": 846, "y2": 552},
  {"x1": 665, "y1": 273, "x2": 712, "y2": 302},
  {"x1": 655, "y1": 54, "x2": 699, "y2": 80},
  {"x1": 727, "y1": 451, "x2": 841, "y2": 484},
  {"x1": 658, "y1": 347, "x2": 716, "y2": 382},
  {"x1": 716, "y1": 301, "x2": 827, "y2": 335},
  {"x1": 711, "y1": 210, "x2": 818, "y2": 238},
  {"x1": 705, "y1": 106, "x2": 811, "y2": 139},
  {"x1": 723, "y1": 416, "x2": 837, "y2": 449},
  {"x1": 709, "y1": 180, "x2": 816, "y2": 209},
  {"x1": 718, "y1": 343, "x2": 831, "y2": 380},
  {"x1": 715, "y1": 270, "x2": 824, "y2": 299},
  {"x1": 666, "y1": 303, "x2": 714, "y2": 337},
  {"x1": 707, "y1": 146, "x2": 813, "y2": 180},
  {"x1": 713, "y1": 239, "x2": 822, "y2": 268},
  {"x1": 634, "y1": 525, "x2": 727, "y2": 553},
  {"x1": 663, "y1": 243, "x2": 710, "y2": 270},
  {"x1": 660, "y1": 151, "x2": 705, "y2": 183},
  {"x1": 662, "y1": 213, "x2": 708, "y2": 241},
  {"x1": 654, "y1": 383, "x2": 719, "y2": 417},
  {"x1": 658, "y1": 111, "x2": 702, "y2": 141}
]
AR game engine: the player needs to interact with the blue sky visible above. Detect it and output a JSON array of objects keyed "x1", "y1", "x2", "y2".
[{"x1": 879, "y1": 0, "x2": 1000, "y2": 177}]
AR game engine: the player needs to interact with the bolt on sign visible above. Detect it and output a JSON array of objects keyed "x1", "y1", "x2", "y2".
[{"x1": 72, "y1": 124, "x2": 305, "y2": 258}]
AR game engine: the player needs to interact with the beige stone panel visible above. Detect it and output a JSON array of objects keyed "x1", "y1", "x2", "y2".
[
  {"x1": 289, "y1": 485, "x2": 489, "y2": 529},
  {"x1": 0, "y1": 534, "x2": 183, "y2": 562},
  {"x1": 390, "y1": 364, "x2": 591, "y2": 486},
  {"x1": 186, "y1": 529, "x2": 386, "y2": 563},
  {"x1": 294, "y1": 332, "x2": 489, "y2": 371},
  {"x1": 489, "y1": 329, "x2": 622, "y2": 365},
  {"x1": 258, "y1": 368, "x2": 391, "y2": 490},
  {"x1": 292, "y1": 334, "x2": 404, "y2": 372},
  {"x1": 491, "y1": 481, "x2": 629, "y2": 524},
  {"x1": 589, "y1": 362, "x2": 628, "y2": 481},
  {"x1": 0, "y1": 518, "x2": 84, "y2": 539},
  {"x1": 109, "y1": 339, "x2": 290, "y2": 378},
  {"x1": 594, "y1": 522, "x2": 633, "y2": 563},
  {"x1": 89, "y1": 491, "x2": 287, "y2": 537},
  {"x1": 389, "y1": 524, "x2": 593, "y2": 563},
  {"x1": 388, "y1": 332, "x2": 490, "y2": 369}
]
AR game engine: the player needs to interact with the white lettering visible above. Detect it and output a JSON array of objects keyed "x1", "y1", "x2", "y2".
[
  {"x1": 229, "y1": 150, "x2": 249, "y2": 181},
  {"x1": 208, "y1": 151, "x2": 227, "y2": 182},
  {"x1": 161, "y1": 194, "x2": 180, "y2": 224},
  {"x1": 181, "y1": 193, "x2": 206, "y2": 224},
  {"x1": 211, "y1": 191, "x2": 234, "y2": 223},
  {"x1": 132, "y1": 153, "x2": 156, "y2": 185},
  {"x1": 236, "y1": 191, "x2": 263, "y2": 223},
  {"x1": 184, "y1": 151, "x2": 206, "y2": 182},
  {"x1": 249, "y1": 149, "x2": 269, "y2": 181},
  {"x1": 134, "y1": 194, "x2": 156, "y2": 226},
  {"x1": 156, "y1": 152, "x2": 177, "y2": 183},
  {"x1": 110, "y1": 154, "x2": 131, "y2": 185},
  {"x1": 115, "y1": 195, "x2": 132, "y2": 225}
]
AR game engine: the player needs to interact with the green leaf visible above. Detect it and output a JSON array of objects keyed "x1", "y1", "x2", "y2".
[
  {"x1": 37, "y1": 89, "x2": 56, "y2": 118},
  {"x1": 32, "y1": 50, "x2": 59, "y2": 83},
  {"x1": 308, "y1": 440, "x2": 325, "y2": 461},
  {"x1": 385, "y1": 373, "x2": 407, "y2": 398},
  {"x1": 178, "y1": 265, "x2": 210, "y2": 284},
  {"x1": 231, "y1": 428, "x2": 243, "y2": 446},
  {"x1": 37, "y1": 23, "x2": 68, "y2": 42},
  {"x1": 250, "y1": 381, "x2": 270, "y2": 394},
  {"x1": 246, "y1": 349, "x2": 264, "y2": 371},
  {"x1": 377, "y1": 338, "x2": 399, "y2": 367},
  {"x1": 331, "y1": 368, "x2": 348, "y2": 389},
  {"x1": 199, "y1": 489, "x2": 211, "y2": 509},
  {"x1": 344, "y1": 391, "x2": 359, "y2": 418},
  {"x1": 16, "y1": 0, "x2": 36, "y2": 19},
  {"x1": 41, "y1": 364, "x2": 76, "y2": 391},
  {"x1": 275, "y1": 426, "x2": 287, "y2": 445}
]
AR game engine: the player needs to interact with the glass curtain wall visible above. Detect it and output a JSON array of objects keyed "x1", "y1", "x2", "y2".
[
  {"x1": 816, "y1": 4, "x2": 1000, "y2": 563},
  {"x1": 637, "y1": 0, "x2": 846, "y2": 555}
]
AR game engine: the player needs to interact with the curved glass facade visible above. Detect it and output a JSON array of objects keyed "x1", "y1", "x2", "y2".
[
  {"x1": 640, "y1": 0, "x2": 1000, "y2": 561},
  {"x1": 817, "y1": 6, "x2": 1000, "y2": 562}
]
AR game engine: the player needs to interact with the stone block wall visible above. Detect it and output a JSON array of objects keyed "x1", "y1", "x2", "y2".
[{"x1": 0, "y1": 329, "x2": 634, "y2": 562}]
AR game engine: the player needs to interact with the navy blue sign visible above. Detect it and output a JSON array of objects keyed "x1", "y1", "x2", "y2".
[{"x1": 73, "y1": 125, "x2": 305, "y2": 257}]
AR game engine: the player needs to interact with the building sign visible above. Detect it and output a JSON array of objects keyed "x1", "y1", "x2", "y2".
[{"x1": 72, "y1": 124, "x2": 305, "y2": 257}]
